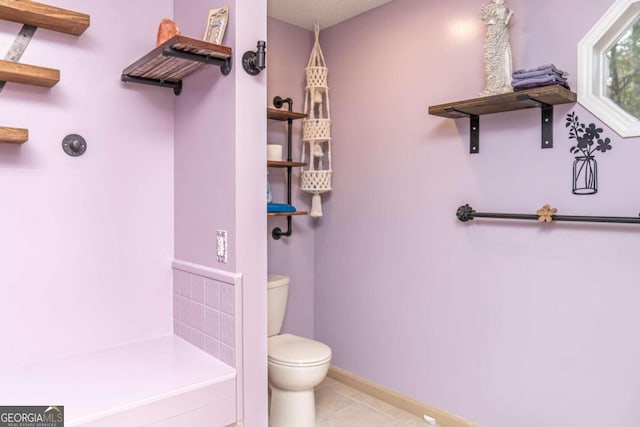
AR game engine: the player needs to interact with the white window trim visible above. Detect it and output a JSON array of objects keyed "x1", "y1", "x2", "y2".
[{"x1": 578, "y1": 0, "x2": 640, "y2": 137}]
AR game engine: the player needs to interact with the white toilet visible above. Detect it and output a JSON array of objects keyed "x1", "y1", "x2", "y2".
[{"x1": 267, "y1": 274, "x2": 332, "y2": 427}]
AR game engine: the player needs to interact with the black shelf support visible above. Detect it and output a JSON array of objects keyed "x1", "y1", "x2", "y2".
[
  {"x1": 272, "y1": 216, "x2": 292, "y2": 240},
  {"x1": 242, "y1": 41, "x2": 266, "y2": 75},
  {"x1": 121, "y1": 46, "x2": 232, "y2": 96},
  {"x1": 515, "y1": 94, "x2": 554, "y2": 149},
  {"x1": 121, "y1": 74, "x2": 183, "y2": 95},
  {"x1": 163, "y1": 46, "x2": 232, "y2": 75},
  {"x1": 541, "y1": 104, "x2": 554, "y2": 149},
  {"x1": 444, "y1": 107, "x2": 480, "y2": 153},
  {"x1": 444, "y1": 97, "x2": 558, "y2": 154},
  {"x1": 456, "y1": 204, "x2": 640, "y2": 225},
  {"x1": 470, "y1": 114, "x2": 479, "y2": 154}
]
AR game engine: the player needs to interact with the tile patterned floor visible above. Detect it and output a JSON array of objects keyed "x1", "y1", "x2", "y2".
[{"x1": 314, "y1": 377, "x2": 438, "y2": 427}]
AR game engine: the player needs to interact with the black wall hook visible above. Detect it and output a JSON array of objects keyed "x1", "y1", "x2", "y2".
[
  {"x1": 62, "y1": 134, "x2": 87, "y2": 157},
  {"x1": 242, "y1": 41, "x2": 266, "y2": 75}
]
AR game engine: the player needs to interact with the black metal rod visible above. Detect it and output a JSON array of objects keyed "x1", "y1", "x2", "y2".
[
  {"x1": 255, "y1": 41, "x2": 266, "y2": 70},
  {"x1": 163, "y1": 46, "x2": 232, "y2": 76},
  {"x1": 272, "y1": 216, "x2": 293, "y2": 240},
  {"x1": 273, "y1": 96, "x2": 292, "y2": 111},
  {"x1": 273, "y1": 96, "x2": 294, "y2": 200},
  {"x1": 163, "y1": 46, "x2": 227, "y2": 66},
  {"x1": 456, "y1": 204, "x2": 640, "y2": 224},
  {"x1": 121, "y1": 74, "x2": 182, "y2": 93}
]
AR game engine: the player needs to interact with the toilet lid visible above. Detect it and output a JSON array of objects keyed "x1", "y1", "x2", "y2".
[{"x1": 268, "y1": 334, "x2": 332, "y2": 366}]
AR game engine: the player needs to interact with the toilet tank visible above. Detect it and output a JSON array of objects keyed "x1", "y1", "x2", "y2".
[{"x1": 267, "y1": 274, "x2": 289, "y2": 337}]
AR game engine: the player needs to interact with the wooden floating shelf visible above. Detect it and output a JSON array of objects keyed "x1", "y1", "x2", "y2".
[
  {"x1": 428, "y1": 85, "x2": 576, "y2": 118},
  {"x1": 0, "y1": 126, "x2": 28, "y2": 144},
  {"x1": 428, "y1": 85, "x2": 577, "y2": 153},
  {"x1": 267, "y1": 160, "x2": 307, "y2": 168},
  {"x1": 267, "y1": 108, "x2": 307, "y2": 121},
  {"x1": 121, "y1": 35, "x2": 232, "y2": 95},
  {"x1": 268, "y1": 211, "x2": 308, "y2": 217},
  {"x1": 123, "y1": 35, "x2": 232, "y2": 82},
  {"x1": 0, "y1": 59, "x2": 59, "y2": 87},
  {"x1": 0, "y1": 0, "x2": 89, "y2": 36}
]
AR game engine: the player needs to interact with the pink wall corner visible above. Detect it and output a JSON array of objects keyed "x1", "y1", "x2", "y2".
[
  {"x1": 0, "y1": 0, "x2": 174, "y2": 369},
  {"x1": 173, "y1": 0, "x2": 268, "y2": 424},
  {"x1": 266, "y1": 18, "x2": 316, "y2": 339},
  {"x1": 313, "y1": 1, "x2": 640, "y2": 427},
  {"x1": 173, "y1": 0, "x2": 237, "y2": 272}
]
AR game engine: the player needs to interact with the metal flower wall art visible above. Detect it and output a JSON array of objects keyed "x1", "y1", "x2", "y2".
[{"x1": 566, "y1": 112, "x2": 613, "y2": 195}]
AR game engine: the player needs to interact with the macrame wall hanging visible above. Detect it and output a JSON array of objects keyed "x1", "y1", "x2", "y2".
[{"x1": 301, "y1": 22, "x2": 332, "y2": 218}]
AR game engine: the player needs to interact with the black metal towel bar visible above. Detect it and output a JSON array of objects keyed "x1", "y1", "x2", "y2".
[{"x1": 456, "y1": 204, "x2": 640, "y2": 225}]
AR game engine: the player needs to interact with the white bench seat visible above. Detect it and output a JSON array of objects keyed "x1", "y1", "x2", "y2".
[{"x1": 0, "y1": 335, "x2": 236, "y2": 426}]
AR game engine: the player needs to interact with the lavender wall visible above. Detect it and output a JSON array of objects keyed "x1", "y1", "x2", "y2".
[
  {"x1": 266, "y1": 18, "x2": 315, "y2": 339},
  {"x1": 174, "y1": 1, "x2": 237, "y2": 271},
  {"x1": 0, "y1": 0, "x2": 174, "y2": 369},
  {"x1": 314, "y1": 1, "x2": 640, "y2": 427},
  {"x1": 234, "y1": 1, "x2": 269, "y2": 424}
]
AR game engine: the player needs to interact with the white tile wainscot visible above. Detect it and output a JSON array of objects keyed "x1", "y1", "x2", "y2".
[{"x1": 172, "y1": 259, "x2": 244, "y2": 418}]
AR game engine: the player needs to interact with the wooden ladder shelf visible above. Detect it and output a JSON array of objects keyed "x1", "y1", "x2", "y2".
[
  {"x1": 0, "y1": 0, "x2": 90, "y2": 144},
  {"x1": 0, "y1": 59, "x2": 59, "y2": 87}
]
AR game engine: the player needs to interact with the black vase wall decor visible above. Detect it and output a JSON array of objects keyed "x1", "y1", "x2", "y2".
[{"x1": 566, "y1": 112, "x2": 613, "y2": 195}]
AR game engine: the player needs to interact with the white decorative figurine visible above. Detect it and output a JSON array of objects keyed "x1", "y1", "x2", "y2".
[
  {"x1": 301, "y1": 22, "x2": 332, "y2": 218},
  {"x1": 480, "y1": 0, "x2": 514, "y2": 96}
]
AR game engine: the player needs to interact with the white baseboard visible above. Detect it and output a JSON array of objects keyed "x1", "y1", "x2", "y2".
[{"x1": 327, "y1": 366, "x2": 479, "y2": 427}]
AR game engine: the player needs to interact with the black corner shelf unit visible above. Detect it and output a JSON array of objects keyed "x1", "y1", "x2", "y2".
[{"x1": 267, "y1": 96, "x2": 308, "y2": 240}]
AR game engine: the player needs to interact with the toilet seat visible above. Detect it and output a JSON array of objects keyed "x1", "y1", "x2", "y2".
[{"x1": 268, "y1": 334, "x2": 331, "y2": 367}]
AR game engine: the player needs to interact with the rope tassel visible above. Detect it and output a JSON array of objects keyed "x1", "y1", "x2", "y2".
[{"x1": 310, "y1": 193, "x2": 323, "y2": 218}]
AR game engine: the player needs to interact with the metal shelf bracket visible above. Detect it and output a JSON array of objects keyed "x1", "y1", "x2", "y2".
[
  {"x1": 444, "y1": 108, "x2": 480, "y2": 153},
  {"x1": 515, "y1": 94, "x2": 554, "y2": 149},
  {"x1": 444, "y1": 97, "x2": 556, "y2": 154},
  {"x1": 541, "y1": 104, "x2": 554, "y2": 149}
]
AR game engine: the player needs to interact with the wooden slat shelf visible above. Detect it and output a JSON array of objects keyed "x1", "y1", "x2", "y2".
[
  {"x1": 0, "y1": 0, "x2": 89, "y2": 36},
  {"x1": 268, "y1": 211, "x2": 308, "y2": 217},
  {"x1": 267, "y1": 108, "x2": 307, "y2": 121},
  {"x1": 121, "y1": 35, "x2": 232, "y2": 95},
  {"x1": 428, "y1": 85, "x2": 577, "y2": 153},
  {"x1": 267, "y1": 160, "x2": 307, "y2": 168},
  {"x1": 0, "y1": 59, "x2": 59, "y2": 87},
  {"x1": 0, "y1": 126, "x2": 28, "y2": 144},
  {"x1": 428, "y1": 85, "x2": 576, "y2": 118}
]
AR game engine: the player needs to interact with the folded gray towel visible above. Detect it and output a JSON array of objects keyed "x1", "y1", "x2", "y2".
[
  {"x1": 513, "y1": 81, "x2": 570, "y2": 91},
  {"x1": 513, "y1": 64, "x2": 569, "y2": 79},
  {"x1": 512, "y1": 69, "x2": 568, "y2": 80},
  {"x1": 512, "y1": 74, "x2": 567, "y2": 88}
]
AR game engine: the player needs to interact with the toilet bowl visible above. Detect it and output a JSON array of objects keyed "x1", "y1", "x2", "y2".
[{"x1": 267, "y1": 275, "x2": 332, "y2": 427}]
